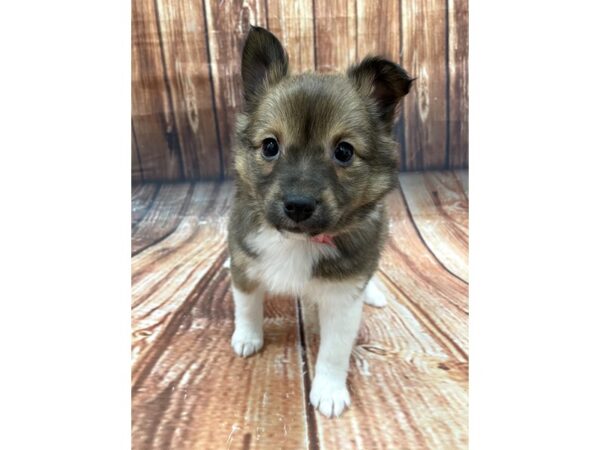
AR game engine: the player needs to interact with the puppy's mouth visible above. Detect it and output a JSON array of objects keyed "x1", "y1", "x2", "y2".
[
  {"x1": 277, "y1": 226, "x2": 337, "y2": 247},
  {"x1": 276, "y1": 224, "x2": 325, "y2": 237}
]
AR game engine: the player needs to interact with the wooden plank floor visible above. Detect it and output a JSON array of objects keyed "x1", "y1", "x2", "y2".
[{"x1": 131, "y1": 171, "x2": 469, "y2": 450}]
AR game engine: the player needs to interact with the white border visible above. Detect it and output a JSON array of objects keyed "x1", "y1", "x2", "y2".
[{"x1": 0, "y1": 0, "x2": 130, "y2": 448}]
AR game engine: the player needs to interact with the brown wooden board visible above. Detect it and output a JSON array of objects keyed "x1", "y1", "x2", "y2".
[
  {"x1": 381, "y1": 187, "x2": 468, "y2": 360},
  {"x1": 356, "y1": 0, "x2": 401, "y2": 63},
  {"x1": 401, "y1": 0, "x2": 449, "y2": 170},
  {"x1": 203, "y1": 0, "x2": 267, "y2": 178},
  {"x1": 155, "y1": 0, "x2": 222, "y2": 179},
  {"x1": 132, "y1": 128, "x2": 144, "y2": 183},
  {"x1": 313, "y1": 0, "x2": 358, "y2": 72},
  {"x1": 448, "y1": 0, "x2": 469, "y2": 168},
  {"x1": 131, "y1": 183, "x2": 192, "y2": 255},
  {"x1": 132, "y1": 0, "x2": 183, "y2": 180},
  {"x1": 455, "y1": 170, "x2": 468, "y2": 197},
  {"x1": 400, "y1": 171, "x2": 469, "y2": 282},
  {"x1": 266, "y1": 0, "x2": 315, "y2": 73},
  {"x1": 131, "y1": 183, "x2": 159, "y2": 228}
]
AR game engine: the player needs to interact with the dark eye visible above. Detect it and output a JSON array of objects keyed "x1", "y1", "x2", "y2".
[
  {"x1": 333, "y1": 142, "x2": 354, "y2": 165},
  {"x1": 261, "y1": 138, "x2": 279, "y2": 160}
]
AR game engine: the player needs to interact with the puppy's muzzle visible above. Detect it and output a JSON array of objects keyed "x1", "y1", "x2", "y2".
[{"x1": 283, "y1": 194, "x2": 316, "y2": 223}]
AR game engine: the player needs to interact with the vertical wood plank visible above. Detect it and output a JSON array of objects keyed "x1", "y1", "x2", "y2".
[
  {"x1": 356, "y1": 0, "x2": 400, "y2": 58},
  {"x1": 155, "y1": 0, "x2": 223, "y2": 179},
  {"x1": 132, "y1": 0, "x2": 183, "y2": 180},
  {"x1": 448, "y1": 0, "x2": 468, "y2": 168},
  {"x1": 132, "y1": 128, "x2": 144, "y2": 183},
  {"x1": 266, "y1": 0, "x2": 315, "y2": 73},
  {"x1": 314, "y1": 0, "x2": 357, "y2": 72},
  {"x1": 401, "y1": 0, "x2": 449, "y2": 170},
  {"x1": 204, "y1": 0, "x2": 267, "y2": 177}
]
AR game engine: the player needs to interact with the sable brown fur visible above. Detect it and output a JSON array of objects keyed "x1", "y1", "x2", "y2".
[{"x1": 228, "y1": 26, "x2": 413, "y2": 292}]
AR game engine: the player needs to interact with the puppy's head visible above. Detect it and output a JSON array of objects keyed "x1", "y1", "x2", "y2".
[{"x1": 234, "y1": 26, "x2": 413, "y2": 236}]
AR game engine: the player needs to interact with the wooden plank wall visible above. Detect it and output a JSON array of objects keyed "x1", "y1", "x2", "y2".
[{"x1": 132, "y1": 0, "x2": 468, "y2": 181}]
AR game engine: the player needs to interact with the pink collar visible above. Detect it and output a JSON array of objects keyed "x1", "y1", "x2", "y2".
[{"x1": 310, "y1": 233, "x2": 336, "y2": 248}]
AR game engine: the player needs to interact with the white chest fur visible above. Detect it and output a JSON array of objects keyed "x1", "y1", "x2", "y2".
[{"x1": 245, "y1": 227, "x2": 340, "y2": 296}]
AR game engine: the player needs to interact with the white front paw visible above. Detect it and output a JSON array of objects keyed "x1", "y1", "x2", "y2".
[
  {"x1": 310, "y1": 375, "x2": 351, "y2": 417},
  {"x1": 231, "y1": 328, "x2": 263, "y2": 357}
]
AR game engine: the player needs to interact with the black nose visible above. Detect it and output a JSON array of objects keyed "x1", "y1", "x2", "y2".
[{"x1": 283, "y1": 195, "x2": 316, "y2": 223}]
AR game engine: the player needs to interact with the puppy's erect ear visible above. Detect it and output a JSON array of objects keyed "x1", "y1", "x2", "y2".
[
  {"x1": 241, "y1": 26, "x2": 288, "y2": 110},
  {"x1": 348, "y1": 56, "x2": 414, "y2": 128}
]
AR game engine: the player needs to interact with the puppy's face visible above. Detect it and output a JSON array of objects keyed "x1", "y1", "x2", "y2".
[{"x1": 235, "y1": 27, "x2": 413, "y2": 236}]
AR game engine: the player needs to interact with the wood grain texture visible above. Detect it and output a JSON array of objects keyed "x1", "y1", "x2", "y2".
[
  {"x1": 455, "y1": 170, "x2": 468, "y2": 197},
  {"x1": 131, "y1": 183, "x2": 159, "y2": 228},
  {"x1": 132, "y1": 184, "x2": 230, "y2": 366},
  {"x1": 132, "y1": 1, "x2": 468, "y2": 180},
  {"x1": 132, "y1": 128, "x2": 144, "y2": 183},
  {"x1": 356, "y1": 0, "x2": 400, "y2": 59},
  {"x1": 267, "y1": 0, "x2": 315, "y2": 73},
  {"x1": 401, "y1": 0, "x2": 449, "y2": 170},
  {"x1": 131, "y1": 171, "x2": 468, "y2": 449},
  {"x1": 131, "y1": 183, "x2": 192, "y2": 255},
  {"x1": 448, "y1": 0, "x2": 468, "y2": 168},
  {"x1": 313, "y1": 0, "x2": 357, "y2": 72},
  {"x1": 400, "y1": 171, "x2": 469, "y2": 282},
  {"x1": 132, "y1": 0, "x2": 183, "y2": 180},
  {"x1": 155, "y1": 0, "x2": 222, "y2": 179},
  {"x1": 204, "y1": 0, "x2": 267, "y2": 177},
  {"x1": 382, "y1": 187, "x2": 468, "y2": 360}
]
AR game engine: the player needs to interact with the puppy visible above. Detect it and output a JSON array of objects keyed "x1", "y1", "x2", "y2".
[{"x1": 228, "y1": 26, "x2": 413, "y2": 418}]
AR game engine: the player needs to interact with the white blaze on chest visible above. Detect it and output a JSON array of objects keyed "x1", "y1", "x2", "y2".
[{"x1": 245, "y1": 227, "x2": 339, "y2": 296}]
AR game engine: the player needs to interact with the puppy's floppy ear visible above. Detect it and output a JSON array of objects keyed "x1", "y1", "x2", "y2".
[
  {"x1": 241, "y1": 26, "x2": 288, "y2": 110},
  {"x1": 348, "y1": 56, "x2": 414, "y2": 128}
]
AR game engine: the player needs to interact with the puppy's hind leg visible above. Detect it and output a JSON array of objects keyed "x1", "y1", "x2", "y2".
[
  {"x1": 231, "y1": 285, "x2": 264, "y2": 357},
  {"x1": 363, "y1": 276, "x2": 387, "y2": 308}
]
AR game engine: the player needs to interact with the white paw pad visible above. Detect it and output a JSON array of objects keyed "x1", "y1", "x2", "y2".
[
  {"x1": 231, "y1": 329, "x2": 263, "y2": 357},
  {"x1": 310, "y1": 376, "x2": 351, "y2": 418},
  {"x1": 363, "y1": 278, "x2": 387, "y2": 307}
]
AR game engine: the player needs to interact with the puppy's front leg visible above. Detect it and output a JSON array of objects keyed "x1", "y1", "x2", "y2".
[
  {"x1": 231, "y1": 285, "x2": 264, "y2": 357},
  {"x1": 309, "y1": 283, "x2": 364, "y2": 417}
]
